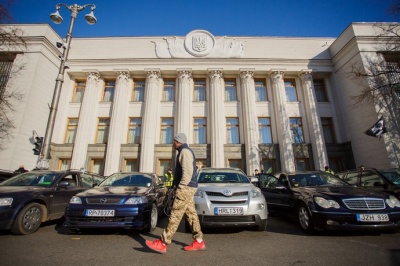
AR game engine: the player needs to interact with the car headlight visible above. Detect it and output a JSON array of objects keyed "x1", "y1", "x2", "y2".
[
  {"x1": 69, "y1": 196, "x2": 82, "y2": 204},
  {"x1": 314, "y1": 196, "x2": 340, "y2": 209},
  {"x1": 251, "y1": 187, "x2": 261, "y2": 198},
  {"x1": 125, "y1": 197, "x2": 148, "y2": 204},
  {"x1": 386, "y1": 195, "x2": 400, "y2": 208},
  {"x1": 0, "y1": 198, "x2": 13, "y2": 206},
  {"x1": 195, "y1": 189, "x2": 204, "y2": 198}
]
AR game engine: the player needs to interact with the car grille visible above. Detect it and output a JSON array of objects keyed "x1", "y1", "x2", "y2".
[
  {"x1": 210, "y1": 200, "x2": 247, "y2": 204},
  {"x1": 202, "y1": 215, "x2": 255, "y2": 223},
  {"x1": 206, "y1": 191, "x2": 248, "y2": 197},
  {"x1": 86, "y1": 197, "x2": 122, "y2": 204},
  {"x1": 342, "y1": 198, "x2": 385, "y2": 210}
]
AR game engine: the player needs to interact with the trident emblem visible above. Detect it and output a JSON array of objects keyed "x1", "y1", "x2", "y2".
[{"x1": 192, "y1": 35, "x2": 206, "y2": 52}]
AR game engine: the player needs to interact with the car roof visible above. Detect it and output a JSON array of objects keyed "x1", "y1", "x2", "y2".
[{"x1": 198, "y1": 167, "x2": 245, "y2": 173}]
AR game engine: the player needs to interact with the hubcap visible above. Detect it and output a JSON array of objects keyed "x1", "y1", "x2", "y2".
[
  {"x1": 151, "y1": 206, "x2": 157, "y2": 229},
  {"x1": 23, "y1": 207, "x2": 41, "y2": 230},
  {"x1": 299, "y1": 207, "x2": 309, "y2": 229}
]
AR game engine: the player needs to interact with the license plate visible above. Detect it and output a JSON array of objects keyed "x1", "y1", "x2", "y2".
[
  {"x1": 214, "y1": 207, "x2": 243, "y2": 215},
  {"x1": 85, "y1": 209, "x2": 115, "y2": 217},
  {"x1": 356, "y1": 213, "x2": 389, "y2": 222}
]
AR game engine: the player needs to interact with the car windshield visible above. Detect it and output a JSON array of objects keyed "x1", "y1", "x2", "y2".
[
  {"x1": 0, "y1": 172, "x2": 61, "y2": 187},
  {"x1": 198, "y1": 172, "x2": 250, "y2": 184},
  {"x1": 288, "y1": 173, "x2": 348, "y2": 187},
  {"x1": 379, "y1": 169, "x2": 400, "y2": 185},
  {"x1": 100, "y1": 173, "x2": 152, "y2": 187}
]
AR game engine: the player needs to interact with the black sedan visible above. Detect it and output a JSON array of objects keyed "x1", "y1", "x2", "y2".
[
  {"x1": 257, "y1": 171, "x2": 400, "y2": 234},
  {"x1": 63, "y1": 172, "x2": 168, "y2": 232},
  {"x1": 338, "y1": 168, "x2": 400, "y2": 199},
  {"x1": 0, "y1": 170, "x2": 104, "y2": 235}
]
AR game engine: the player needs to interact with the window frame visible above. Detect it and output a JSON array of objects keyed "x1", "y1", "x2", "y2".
[
  {"x1": 258, "y1": 117, "x2": 272, "y2": 144},
  {"x1": 255, "y1": 79, "x2": 268, "y2": 101},
  {"x1": 284, "y1": 79, "x2": 298, "y2": 102},
  {"x1": 132, "y1": 79, "x2": 145, "y2": 102},
  {"x1": 226, "y1": 117, "x2": 240, "y2": 144},
  {"x1": 72, "y1": 80, "x2": 86, "y2": 103},
  {"x1": 289, "y1": 117, "x2": 304, "y2": 144},
  {"x1": 160, "y1": 117, "x2": 174, "y2": 144},
  {"x1": 224, "y1": 78, "x2": 237, "y2": 102},
  {"x1": 95, "y1": 118, "x2": 110, "y2": 144},
  {"x1": 162, "y1": 79, "x2": 175, "y2": 102},
  {"x1": 193, "y1": 78, "x2": 206, "y2": 102},
  {"x1": 64, "y1": 118, "x2": 79, "y2": 144},
  {"x1": 127, "y1": 117, "x2": 142, "y2": 144},
  {"x1": 193, "y1": 117, "x2": 207, "y2": 144},
  {"x1": 102, "y1": 80, "x2": 115, "y2": 102}
]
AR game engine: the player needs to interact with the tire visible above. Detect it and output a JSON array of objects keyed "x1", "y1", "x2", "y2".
[
  {"x1": 144, "y1": 203, "x2": 158, "y2": 232},
  {"x1": 255, "y1": 219, "x2": 268, "y2": 231},
  {"x1": 297, "y1": 203, "x2": 315, "y2": 234},
  {"x1": 11, "y1": 203, "x2": 44, "y2": 235}
]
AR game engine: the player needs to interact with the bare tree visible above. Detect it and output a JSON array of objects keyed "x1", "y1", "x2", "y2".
[{"x1": 0, "y1": 1, "x2": 26, "y2": 150}]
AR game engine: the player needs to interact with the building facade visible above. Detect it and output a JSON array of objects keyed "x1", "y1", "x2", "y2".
[{"x1": 0, "y1": 23, "x2": 399, "y2": 176}]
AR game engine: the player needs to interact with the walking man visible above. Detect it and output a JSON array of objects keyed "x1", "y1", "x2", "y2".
[{"x1": 145, "y1": 133, "x2": 205, "y2": 253}]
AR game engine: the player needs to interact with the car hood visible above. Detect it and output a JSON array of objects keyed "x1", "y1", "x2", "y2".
[
  {"x1": 76, "y1": 186, "x2": 150, "y2": 197},
  {"x1": 292, "y1": 185, "x2": 388, "y2": 199},
  {"x1": 0, "y1": 186, "x2": 48, "y2": 195},
  {"x1": 198, "y1": 183, "x2": 255, "y2": 191}
]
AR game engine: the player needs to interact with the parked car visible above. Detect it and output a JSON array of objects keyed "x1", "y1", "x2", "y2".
[
  {"x1": 63, "y1": 172, "x2": 168, "y2": 232},
  {"x1": 191, "y1": 167, "x2": 268, "y2": 231},
  {"x1": 257, "y1": 171, "x2": 400, "y2": 234},
  {"x1": 337, "y1": 168, "x2": 400, "y2": 199},
  {"x1": 0, "y1": 170, "x2": 104, "y2": 235}
]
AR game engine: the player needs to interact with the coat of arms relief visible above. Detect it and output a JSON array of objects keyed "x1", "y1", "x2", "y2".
[{"x1": 152, "y1": 30, "x2": 244, "y2": 58}]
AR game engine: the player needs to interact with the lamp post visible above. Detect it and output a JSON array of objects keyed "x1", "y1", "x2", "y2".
[{"x1": 38, "y1": 3, "x2": 97, "y2": 169}]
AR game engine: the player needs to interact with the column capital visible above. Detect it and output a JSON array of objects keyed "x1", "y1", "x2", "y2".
[
  {"x1": 270, "y1": 71, "x2": 284, "y2": 84},
  {"x1": 146, "y1": 70, "x2": 161, "y2": 84},
  {"x1": 299, "y1": 69, "x2": 313, "y2": 82},
  {"x1": 84, "y1": 70, "x2": 100, "y2": 83}
]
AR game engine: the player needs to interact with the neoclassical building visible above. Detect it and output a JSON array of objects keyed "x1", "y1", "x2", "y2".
[{"x1": 0, "y1": 23, "x2": 399, "y2": 176}]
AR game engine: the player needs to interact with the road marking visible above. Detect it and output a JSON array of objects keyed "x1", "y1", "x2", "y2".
[{"x1": 349, "y1": 240, "x2": 377, "y2": 247}]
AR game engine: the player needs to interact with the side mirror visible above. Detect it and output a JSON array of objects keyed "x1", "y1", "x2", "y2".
[{"x1": 58, "y1": 181, "x2": 69, "y2": 188}]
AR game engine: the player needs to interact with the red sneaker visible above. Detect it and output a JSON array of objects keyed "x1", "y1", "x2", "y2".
[
  {"x1": 183, "y1": 240, "x2": 206, "y2": 251},
  {"x1": 145, "y1": 239, "x2": 167, "y2": 254}
]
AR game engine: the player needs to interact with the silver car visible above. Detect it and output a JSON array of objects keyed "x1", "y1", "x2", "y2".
[{"x1": 189, "y1": 167, "x2": 268, "y2": 231}]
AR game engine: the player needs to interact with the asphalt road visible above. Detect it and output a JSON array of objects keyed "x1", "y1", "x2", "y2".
[{"x1": 0, "y1": 215, "x2": 399, "y2": 266}]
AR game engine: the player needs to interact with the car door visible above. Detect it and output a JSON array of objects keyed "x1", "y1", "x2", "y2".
[
  {"x1": 49, "y1": 173, "x2": 87, "y2": 217},
  {"x1": 258, "y1": 174, "x2": 292, "y2": 213}
]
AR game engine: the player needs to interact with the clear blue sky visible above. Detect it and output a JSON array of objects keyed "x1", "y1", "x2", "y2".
[{"x1": 7, "y1": 0, "x2": 399, "y2": 38}]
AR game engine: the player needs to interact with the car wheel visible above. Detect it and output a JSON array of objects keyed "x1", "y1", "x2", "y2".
[
  {"x1": 11, "y1": 202, "x2": 44, "y2": 235},
  {"x1": 144, "y1": 203, "x2": 158, "y2": 232},
  {"x1": 254, "y1": 219, "x2": 267, "y2": 231},
  {"x1": 297, "y1": 203, "x2": 315, "y2": 234}
]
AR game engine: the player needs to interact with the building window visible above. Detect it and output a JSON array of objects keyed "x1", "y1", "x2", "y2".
[
  {"x1": 124, "y1": 159, "x2": 139, "y2": 172},
  {"x1": 96, "y1": 118, "x2": 110, "y2": 144},
  {"x1": 383, "y1": 53, "x2": 400, "y2": 92},
  {"x1": 161, "y1": 118, "x2": 174, "y2": 144},
  {"x1": 0, "y1": 53, "x2": 15, "y2": 97},
  {"x1": 258, "y1": 117, "x2": 272, "y2": 144},
  {"x1": 321, "y1": 117, "x2": 336, "y2": 144},
  {"x1": 295, "y1": 158, "x2": 309, "y2": 171},
  {"x1": 194, "y1": 79, "x2": 206, "y2": 101},
  {"x1": 58, "y1": 159, "x2": 71, "y2": 170},
  {"x1": 159, "y1": 159, "x2": 172, "y2": 176},
  {"x1": 225, "y1": 79, "x2": 237, "y2": 101},
  {"x1": 132, "y1": 80, "x2": 145, "y2": 102},
  {"x1": 90, "y1": 159, "x2": 105, "y2": 175},
  {"x1": 72, "y1": 80, "x2": 85, "y2": 103},
  {"x1": 289, "y1": 117, "x2": 304, "y2": 143},
  {"x1": 228, "y1": 159, "x2": 242, "y2": 170},
  {"x1": 194, "y1": 117, "x2": 206, "y2": 144},
  {"x1": 163, "y1": 79, "x2": 175, "y2": 101},
  {"x1": 127, "y1": 118, "x2": 141, "y2": 144},
  {"x1": 226, "y1": 117, "x2": 239, "y2": 144},
  {"x1": 314, "y1": 79, "x2": 328, "y2": 102},
  {"x1": 285, "y1": 79, "x2": 298, "y2": 102},
  {"x1": 261, "y1": 160, "x2": 275, "y2": 174},
  {"x1": 102, "y1": 80, "x2": 115, "y2": 102},
  {"x1": 255, "y1": 79, "x2": 267, "y2": 101},
  {"x1": 65, "y1": 118, "x2": 78, "y2": 144}
]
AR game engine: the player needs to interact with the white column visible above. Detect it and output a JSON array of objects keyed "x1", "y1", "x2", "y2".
[
  {"x1": 270, "y1": 71, "x2": 295, "y2": 172},
  {"x1": 104, "y1": 71, "x2": 131, "y2": 176},
  {"x1": 175, "y1": 70, "x2": 192, "y2": 140},
  {"x1": 71, "y1": 71, "x2": 101, "y2": 170},
  {"x1": 139, "y1": 70, "x2": 161, "y2": 172},
  {"x1": 300, "y1": 71, "x2": 328, "y2": 171},
  {"x1": 208, "y1": 70, "x2": 225, "y2": 167},
  {"x1": 239, "y1": 70, "x2": 260, "y2": 175}
]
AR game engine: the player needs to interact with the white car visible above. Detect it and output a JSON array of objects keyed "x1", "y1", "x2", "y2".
[{"x1": 189, "y1": 167, "x2": 268, "y2": 231}]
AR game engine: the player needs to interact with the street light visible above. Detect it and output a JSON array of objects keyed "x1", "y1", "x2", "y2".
[{"x1": 38, "y1": 3, "x2": 97, "y2": 169}]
